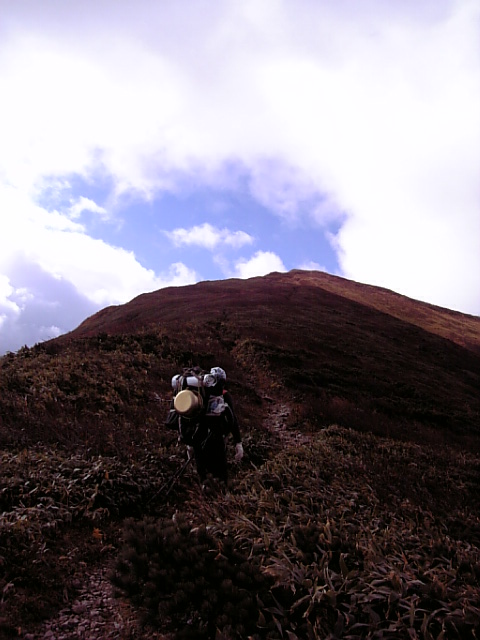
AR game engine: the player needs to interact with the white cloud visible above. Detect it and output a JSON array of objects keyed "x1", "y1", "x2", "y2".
[
  {"x1": 0, "y1": 275, "x2": 19, "y2": 315},
  {"x1": 166, "y1": 223, "x2": 254, "y2": 250},
  {"x1": 0, "y1": 183, "x2": 199, "y2": 351},
  {"x1": 234, "y1": 251, "x2": 286, "y2": 279},
  {"x1": 0, "y1": 261, "x2": 98, "y2": 353},
  {"x1": 0, "y1": 184, "x2": 197, "y2": 300},
  {"x1": 0, "y1": 249, "x2": 199, "y2": 353},
  {"x1": 69, "y1": 196, "x2": 108, "y2": 220},
  {"x1": 0, "y1": 0, "x2": 478, "y2": 356},
  {"x1": 297, "y1": 261, "x2": 328, "y2": 273}
]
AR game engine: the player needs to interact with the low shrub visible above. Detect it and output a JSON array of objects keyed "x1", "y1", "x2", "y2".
[{"x1": 110, "y1": 514, "x2": 274, "y2": 639}]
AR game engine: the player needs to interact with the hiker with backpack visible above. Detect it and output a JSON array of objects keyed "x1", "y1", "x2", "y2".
[{"x1": 168, "y1": 366, "x2": 243, "y2": 485}]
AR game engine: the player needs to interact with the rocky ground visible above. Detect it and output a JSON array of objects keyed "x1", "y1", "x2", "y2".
[{"x1": 22, "y1": 566, "x2": 137, "y2": 640}]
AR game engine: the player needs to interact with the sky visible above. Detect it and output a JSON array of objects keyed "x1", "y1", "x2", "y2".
[{"x1": 1, "y1": 0, "x2": 479, "y2": 354}]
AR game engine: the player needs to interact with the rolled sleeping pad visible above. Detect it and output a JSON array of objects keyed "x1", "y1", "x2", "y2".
[
  {"x1": 185, "y1": 375, "x2": 203, "y2": 388},
  {"x1": 171, "y1": 374, "x2": 203, "y2": 392},
  {"x1": 174, "y1": 389, "x2": 203, "y2": 416}
]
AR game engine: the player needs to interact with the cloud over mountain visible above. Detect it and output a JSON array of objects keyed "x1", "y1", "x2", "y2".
[{"x1": 0, "y1": 0, "x2": 478, "y2": 351}]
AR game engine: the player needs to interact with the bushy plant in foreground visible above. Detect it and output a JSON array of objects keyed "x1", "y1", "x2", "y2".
[
  {"x1": 0, "y1": 444, "x2": 177, "y2": 604},
  {"x1": 110, "y1": 514, "x2": 274, "y2": 639}
]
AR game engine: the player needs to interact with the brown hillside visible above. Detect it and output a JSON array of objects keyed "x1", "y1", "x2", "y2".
[
  {"x1": 68, "y1": 269, "x2": 480, "y2": 354},
  {"x1": 287, "y1": 270, "x2": 480, "y2": 354},
  {"x1": 59, "y1": 270, "x2": 480, "y2": 446},
  {"x1": 1, "y1": 270, "x2": 480, "y2": 638}
]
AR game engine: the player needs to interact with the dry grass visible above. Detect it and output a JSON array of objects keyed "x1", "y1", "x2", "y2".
[{"x1": 0, "y1": 271, "x2": 479, "y2": 637}]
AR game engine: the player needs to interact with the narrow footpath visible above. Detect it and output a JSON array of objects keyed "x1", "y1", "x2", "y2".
[{"x1": 23, "y1": 564, "x2": 152, "y2": 640}]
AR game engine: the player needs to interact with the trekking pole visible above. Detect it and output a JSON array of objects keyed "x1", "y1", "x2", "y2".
[
  {"x1": 164, "y1": 456, "x2": 193, "y2": 497},
  {"x1": 148, "y1": 455, "x2": 193, "y2": 504},
  {"x1": 147, "y1": 429, "x2": 215, "y2": 504}
]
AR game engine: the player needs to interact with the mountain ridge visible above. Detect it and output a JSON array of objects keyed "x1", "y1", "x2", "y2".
[
  {"x1": 45, "y1": 269, "x2": 480, "y2": 449},
  {"x1": 64, "y1": 270, "x2": 480, "y2": 354}
]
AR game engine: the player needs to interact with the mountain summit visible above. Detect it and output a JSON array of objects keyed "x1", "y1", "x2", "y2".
[{"x1": 68, "y1": 269, "x2": 480, "y2": 352}]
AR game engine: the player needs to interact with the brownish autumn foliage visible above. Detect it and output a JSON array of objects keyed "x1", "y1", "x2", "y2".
[{"x1": 0, "y1": 270, "x2": 479, "y2": 638}]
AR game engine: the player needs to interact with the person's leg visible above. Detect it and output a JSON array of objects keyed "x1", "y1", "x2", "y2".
[
  {"x1": 193, "y1": 445, "x2": 208, "y2": 481},
  {"x1": 203, "y1": 433, "x2": 228, "y2": 482}
]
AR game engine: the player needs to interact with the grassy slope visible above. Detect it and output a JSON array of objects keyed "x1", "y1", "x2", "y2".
[
  {"x1": 60, "y1": 270, "x2": 480, "y2": 447},
  {"x1": 67, "y1": 270, "x2": 480, "y2": 354},
  {"x1": 286, "y1": 270, "x2": 480, "y2": 354},
  {"x1": 0, "y1": 271, "x2": 479, "y2": 638}
]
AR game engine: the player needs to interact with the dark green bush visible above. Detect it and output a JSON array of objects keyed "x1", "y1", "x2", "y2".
[{"x1": 110, "y1": 514, "x2": 274, "y2": 639}]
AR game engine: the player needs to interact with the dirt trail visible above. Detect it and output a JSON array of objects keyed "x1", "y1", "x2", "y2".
[
  {"x1": 264, "y1": 400, "x2": 311, "y2": 448},
  {"x1": 23, "y1": 565, "x2": 148, "y2": 640}
]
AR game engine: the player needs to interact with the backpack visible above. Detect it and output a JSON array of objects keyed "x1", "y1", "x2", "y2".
[{"x1": 167, "y1": 367, "x2": 228, "y2": 445}]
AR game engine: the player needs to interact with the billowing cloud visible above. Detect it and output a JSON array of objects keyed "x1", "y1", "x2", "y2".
[
  {"x1": 0, "y1": 0, "x2": 479, "y2": 352},
  {"x1": 234, "y1": 251, "x2": 287, "y2": 279},
  {"x1": 0, "y1": 260, "x2": 98, "y2": 354},
  {"x1": 0, "y1": 185, "x2": 198, "y2": 302},
  {"x1": 0, "y1": 184, "x2": 198, "y2": 351},
  {"x1": 0, "y1": 252, "x2": 198, "y2": 353},
  {"x1": 166, "y1": 223, "x2": 254, "y2": 250}
]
